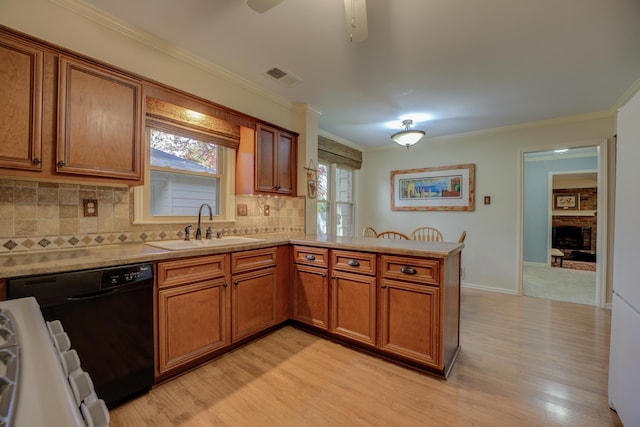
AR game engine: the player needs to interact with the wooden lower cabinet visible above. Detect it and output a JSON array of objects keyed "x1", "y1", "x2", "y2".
[
  {"x1": 157, "y1": 278, "x2": 230, "y2": 374},
  {"x1": 329, "y1": 250, "x2": 377, "y2": 346},
  {"x1": 231, "y1": 267, "x2": 276, "y2": 342},
  {"x1": 156, "y1": 255, "x2": 230, "y2": 376},
  {"x1": 330, "y1": 271, "x2": 376, "y2": 346},
  {"x1": 230, "y1": 247, "x2": 279, "y2": 342},
  {"x1": 378, "y1": 278, "x2": 440, "y2": 368},
  {"x1": 292, "y1": 263, "x2": 329, "y2": 330}
]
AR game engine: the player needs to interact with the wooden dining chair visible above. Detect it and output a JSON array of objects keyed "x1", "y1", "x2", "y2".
[
  {"x1": 376, "y1": 230, "x2": 409, "y2": 240},
  {"x1": 409, "y1": 226, "x2": 444, "y2": 242},
  {"x1": 362, "y1": 226, "x2": 378, "y2": 238},
  {"x1": 458, "y1": 230, "x2": 467, "y2": 243}
]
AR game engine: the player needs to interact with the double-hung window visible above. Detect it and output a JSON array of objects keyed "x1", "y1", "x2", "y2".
[
  {"x1": 317, "y1": 161, "x2": 355, "y2": 236},
  {"x1": 149, "y1": 128, "x2": 220, "y2": 216},
  {"x1": 135, "y1": 126, "x2": 232, "y2": 223}
]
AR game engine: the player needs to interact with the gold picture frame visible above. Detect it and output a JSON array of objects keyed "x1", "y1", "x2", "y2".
[
  {"x1": 554, "y1": 193, "x2": 579, "y2": 210},
  {"x1": 391, "y1": 163, "x2": 475, "y2": 211}
]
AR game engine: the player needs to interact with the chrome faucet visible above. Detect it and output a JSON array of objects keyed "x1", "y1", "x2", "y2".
[{"x1": 195, "y1": 203, "x2": 213, "y2": 240}]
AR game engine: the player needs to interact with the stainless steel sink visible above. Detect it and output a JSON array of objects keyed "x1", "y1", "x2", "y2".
[{"x1": 145, "y1": 236, "x2": 265, "y2": 251}]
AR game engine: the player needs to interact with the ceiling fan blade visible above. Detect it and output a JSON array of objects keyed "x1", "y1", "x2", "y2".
[
  {"x1": 344, "y1": 0, "x2": 368, "y2": 42},
  {"x1": 247, "y1": 0, "x2": 285, "y2": 13}
]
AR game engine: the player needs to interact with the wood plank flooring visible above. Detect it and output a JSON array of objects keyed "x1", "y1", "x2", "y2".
[{"x1": 110, "y1": 288, "x2": 622, "y2": 426}]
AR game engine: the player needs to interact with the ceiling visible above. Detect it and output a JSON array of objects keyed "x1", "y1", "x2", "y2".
[{"x1": 82, "y1": 0, "x2": 640, "y2": 149}]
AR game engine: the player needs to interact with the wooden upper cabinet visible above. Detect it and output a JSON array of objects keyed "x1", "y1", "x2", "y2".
[
  {"x1": 255, "y1": 122, "x2": 296, "y2": 195},
  {"x1": 0, "y1": 35, "x2": 44, "y2": 172},
  {"x1": 57, "y1": 56, "x2": 143, "y2": 183}
]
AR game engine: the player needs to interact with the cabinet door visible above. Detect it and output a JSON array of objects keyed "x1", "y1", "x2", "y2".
[
  {"x1": 292, "y1": 264, "x2": 329, "y2": 330},
  {"x1": 231, "y1": 267, "x2": 277, "y2": 342},
  {"x1": 378, "y1": 278, "x2": 440, "y2": 368},
  {"x1": 275, "y1": 130, "x2": 295, "y2": 194},
  {"x1": 0, "y1": 36, "x2": 43, "y2": 171},
  {"x1": 255, "y1": 123, "x2": 296, "y2": 195},
  {"x1": 255, "y1": 123, "x2": 276, "y2": 193},
  {"x1": 157, "y1": 278, "x2": 230, "y2": 374},
  {"x1": 57, "y1": 56, "x2": 143, "y2": 182},
  {"x1": 330, "y1": 270, "x2": 376, "y2": 346}
]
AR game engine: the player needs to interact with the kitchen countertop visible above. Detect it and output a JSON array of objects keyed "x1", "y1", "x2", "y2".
[{"x1": 0, "y1": 234, "x2": 463, "y2": 279}]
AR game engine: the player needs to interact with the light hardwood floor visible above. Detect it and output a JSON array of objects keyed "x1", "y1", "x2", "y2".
[{"x1": 110, "y1": 288, "x2": 621, "y2": 426}]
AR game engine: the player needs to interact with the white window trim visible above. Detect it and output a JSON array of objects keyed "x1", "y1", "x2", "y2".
[
  {"x1": 317, "y1": 162, "x2": 356, "y2": 237},
  {"x1": 133, "y1": 129, "x2": 237, "y2": 225}
]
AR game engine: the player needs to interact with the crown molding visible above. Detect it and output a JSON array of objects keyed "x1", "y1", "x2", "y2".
[{"x1": 49, "y1": 0, "x2": 294, "y2": 111}]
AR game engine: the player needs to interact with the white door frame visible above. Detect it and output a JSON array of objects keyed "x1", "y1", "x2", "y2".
[{"x1": 519, "y1": 140, "x2": 610, "y2": 307}]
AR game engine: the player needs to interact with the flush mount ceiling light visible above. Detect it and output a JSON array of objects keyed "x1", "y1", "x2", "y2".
[{"x1": 391, "y1": 119, "x2": 426, "y2": 148}]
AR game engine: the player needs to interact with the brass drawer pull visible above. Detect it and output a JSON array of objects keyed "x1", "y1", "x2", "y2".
[
  {"x1": 347, "y1": 259, "x2": 360, "y2": 267},
  {"x1": 305, "y1": 254, "x2": 316, "y2": 261},
  {"x1": 400, "y1": 266, "x2": 417, "y2": 275}
]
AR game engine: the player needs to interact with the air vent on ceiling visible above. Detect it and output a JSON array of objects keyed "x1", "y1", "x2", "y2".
[{"x1": 265, "y1": 66, "x2": 302, "y2": 87}]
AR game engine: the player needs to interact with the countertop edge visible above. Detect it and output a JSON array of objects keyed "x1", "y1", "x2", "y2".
[{"x1": 0, "y1": 234, "x2": 463, "y2": 279}]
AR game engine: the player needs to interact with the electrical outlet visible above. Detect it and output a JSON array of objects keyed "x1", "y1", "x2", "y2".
[
  {"x1": 264, "y1": 204, "x2": 270, "y2": 216},
  {"x1": 460, "y1": 266, "x2": 466, "y2": 280},
  {"x1": 83, "y1": 199, "x2": 98, "y2": 217}
]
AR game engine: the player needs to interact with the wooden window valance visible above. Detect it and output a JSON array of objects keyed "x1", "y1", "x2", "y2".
[
  {"x1": 145, "y1": 97, "x2": 240, "y2": 150},
  {"x1": 318, "y1": 135, "x2": 362, "y2": 169}
]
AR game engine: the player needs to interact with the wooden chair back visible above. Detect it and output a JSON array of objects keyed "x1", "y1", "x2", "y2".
[
  {"x1": 458, "y1": 231, "x2": 467, "y2": 243},
  {"x1": 409, "y1": 226, "x2": 444, "y2": 242},
  {"x1": 362, "y1": 226, "x2": 378, "y2": 238},
  {"x1": 376, "y1": 231, "x2": 409, "y2": 240}
]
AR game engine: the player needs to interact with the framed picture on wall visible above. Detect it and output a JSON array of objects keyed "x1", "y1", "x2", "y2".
[
  {"x1": 390, "y1": 163, "x2": 475, "y2": 211},
  {"x1": 554, "y1": 193, "x2": 580, "y2": 209}
]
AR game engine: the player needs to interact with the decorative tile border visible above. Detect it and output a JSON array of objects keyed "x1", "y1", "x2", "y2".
[{"x1": 0, "y1": 224, "x2": 304, "y2": 254}]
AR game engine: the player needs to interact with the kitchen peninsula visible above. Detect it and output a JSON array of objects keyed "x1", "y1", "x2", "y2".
[{"x1": 0, "y1": 235, "x2": 462, "y2": 382}]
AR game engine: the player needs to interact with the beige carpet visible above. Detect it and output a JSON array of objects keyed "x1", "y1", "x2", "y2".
[{"x1": 523, "y1": 262, "x2": 596, "y2": 306}]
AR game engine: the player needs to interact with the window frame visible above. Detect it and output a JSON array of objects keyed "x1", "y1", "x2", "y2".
[
  {"x1": 133, "y1": 126, "x2": 236, "y2": 224},
  {"x1": 316, "y1": 161, "x2": 355, "y2": 237}
]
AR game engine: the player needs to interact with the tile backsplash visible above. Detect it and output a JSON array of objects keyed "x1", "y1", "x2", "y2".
[{"x1": 0, "y1": 179, "x2": 305, "y2": 254}]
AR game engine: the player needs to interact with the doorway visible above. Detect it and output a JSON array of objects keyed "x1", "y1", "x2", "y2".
[{"x1": 522, "y1": 146, "x2": 603, "y2": 306}]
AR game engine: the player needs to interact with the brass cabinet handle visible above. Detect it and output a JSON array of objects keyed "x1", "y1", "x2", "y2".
[
  {"x1": 223, "y1": 281, "x2": 228, "y2": 288},
  {"x1": 381, "y1": 282, "x2": 387, "y2": 289},
  {"x1": 400, "y1": 266, "x2": 417, "y2": 275},
  {"x1": 331, "y1": 275, "x2": 336, "y2": 279},
  {"x1": 33, "y1": 158, "x2": 41, "y2": 164},
  {"x1": 347, "y1": 259, "x2": 360, "y2": 267},
  {"x1": 57, "y1": 160, "x2": 66, "y2": 167},
  {"x1": 233, "y1": 280, "x2": 239, "y2": 286},
  {"x1": 305, "y1": 254, "x2": 316, "y2": 261},
  {"x1": 321, "y1": 273, "x2": 327, "y2": 278}
]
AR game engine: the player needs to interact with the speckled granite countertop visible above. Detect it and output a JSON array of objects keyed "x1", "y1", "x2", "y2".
[{"x1": 0, "y1": 234, "x2": 463, "y2": 279}]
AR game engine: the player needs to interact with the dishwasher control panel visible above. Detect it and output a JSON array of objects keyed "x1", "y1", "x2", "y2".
[{"x1": 101, "y1": 263, "x2": 153, "y2": 288}]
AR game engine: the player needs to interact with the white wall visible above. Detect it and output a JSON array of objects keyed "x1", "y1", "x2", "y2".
[{"x1": 359, "y1": 115, "x2": 614, "y2": 293}]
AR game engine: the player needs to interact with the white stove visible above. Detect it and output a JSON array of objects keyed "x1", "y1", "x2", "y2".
[{"x1": 0, "y1": 297, "x2": 108, "y2": 427}]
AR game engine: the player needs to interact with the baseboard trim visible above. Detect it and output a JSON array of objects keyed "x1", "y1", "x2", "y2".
[{"x1": 461, "y1": 283, "x2": 518, "y2": 295}]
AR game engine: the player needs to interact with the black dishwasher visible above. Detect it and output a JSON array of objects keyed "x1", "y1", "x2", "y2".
[{"x1": 7, "y1": 262, "x2": 154, "y2": 408}]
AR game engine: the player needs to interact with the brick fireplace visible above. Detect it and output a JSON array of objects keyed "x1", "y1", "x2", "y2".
[{"x1": 552, "y1": 187, "x2": 597, "y2": 261}]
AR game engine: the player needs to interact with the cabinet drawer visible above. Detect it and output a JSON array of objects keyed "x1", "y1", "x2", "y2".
[
  {"x1": 380, "y1": 255, "x2": 440, "y2": 285},
  {"x1": 157, "y1": 255, "x2": 228, "y2": 289},
  {"x1": 331, "y1": 250, "x2": 376, "y2": 276},
  {"x1": 231, "y1": 247, "x2": 277, "y2": 274},
  {"x1": 293, "y1": 246, "x2": 329, "y2": 268}
]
